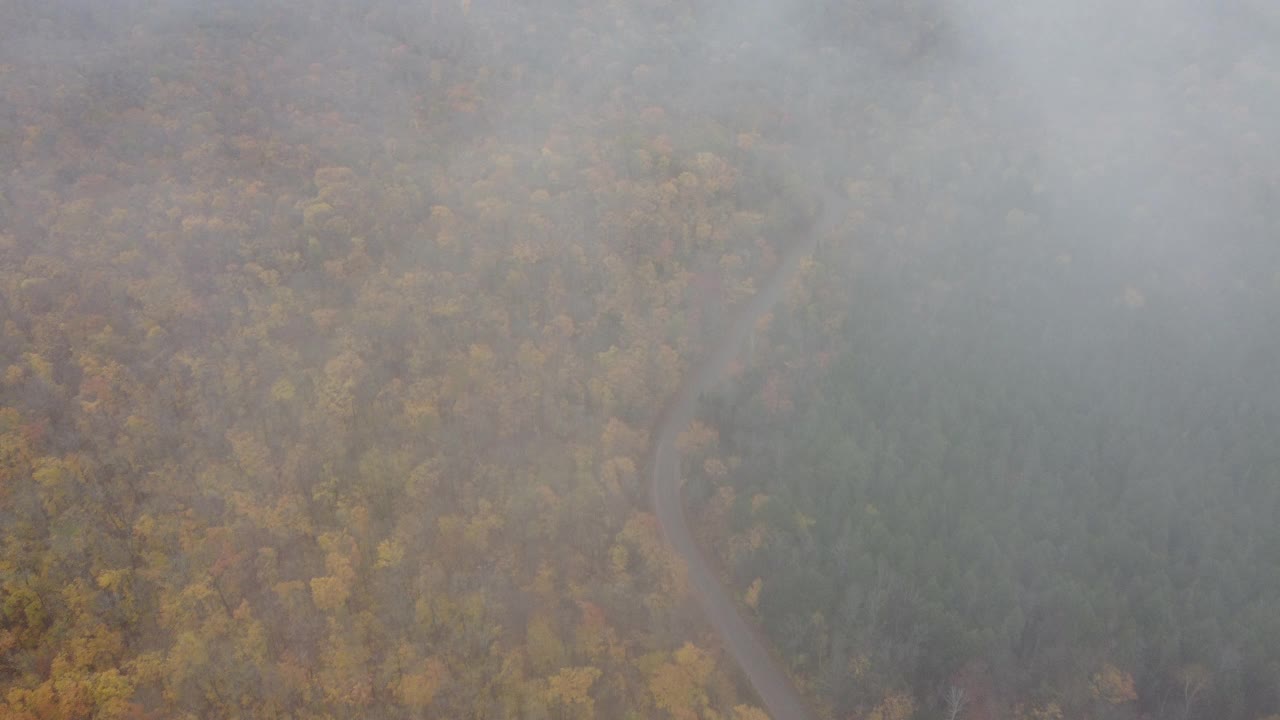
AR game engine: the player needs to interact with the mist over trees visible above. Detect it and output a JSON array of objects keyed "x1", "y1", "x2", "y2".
[
  {"x1": 2, "y1": 0, "x2": 1278, "y2": 719},
  {"x1": 682, "y1": 3, "x2": 1280, "y2": 718}
]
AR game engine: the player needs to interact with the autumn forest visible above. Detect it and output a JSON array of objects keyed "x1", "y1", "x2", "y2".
[{"x1": 2, "y1": 1, "x2": 1279, "y2": 719}]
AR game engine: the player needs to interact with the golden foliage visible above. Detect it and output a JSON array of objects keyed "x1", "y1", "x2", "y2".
[
  {"x1": 398, "y1": 657, "x2": 449, "y2": 710},
  {"x1": 734, "y1": 705, "x2": 771, "y2": 720},
  {"x1": 0, "y1": 2, "x2": 859, "y2": 716},
  {"x1": 1090, "y1": 663, "x2": 1138, "y2": 705},
  {"x1": 649, "y1": 642, "x2": 715, "y2": 717},
  {"x1": 547, "y1": 666, "x2": 602, "y2": 709},
  {"x1": 744, "y1": 577, "x2": 763, "y2": 610},
  {"x1": 867, "y1": 690, "x2": 916, "y2": 720}
]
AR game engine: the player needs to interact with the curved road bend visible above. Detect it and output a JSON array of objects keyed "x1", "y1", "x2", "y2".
[{"x1": 649, "y1": 195, "x2": 842, "y2": 720}]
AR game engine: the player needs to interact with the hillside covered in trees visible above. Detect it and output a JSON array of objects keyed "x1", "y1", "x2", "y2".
[{"x1": 3, "y1": 0, "x2": 1279, "y2": 719}]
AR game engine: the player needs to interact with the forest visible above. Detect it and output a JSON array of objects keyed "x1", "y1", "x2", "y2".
[{"x1": 2, "y1": 0, "x2": 1278, "y2": 719}]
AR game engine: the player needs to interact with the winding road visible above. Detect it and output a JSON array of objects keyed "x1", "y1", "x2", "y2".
[{"x1": 648, "y1": 194, "x2": 842, "y2": 720}]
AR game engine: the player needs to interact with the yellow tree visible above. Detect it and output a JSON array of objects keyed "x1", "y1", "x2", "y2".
[
  {"x1": 648, "y1": 642, "x2": 715, "y2": 719},
  {"x1": 1090, "y1": 663, "x2": 1138, "y2": 705},
  {"x1": 546, "y1": 665, "x2": 602, "y2": 719},
  {"x1": 867, "y1": 690, "x2": 916, "y2": 720}
]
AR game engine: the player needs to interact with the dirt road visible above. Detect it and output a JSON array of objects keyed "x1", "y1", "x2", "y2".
[{"x1": 648, "y1": 195, "x2": 840, "y2": 720}]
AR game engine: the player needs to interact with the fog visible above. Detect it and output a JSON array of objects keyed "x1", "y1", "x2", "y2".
[{"x1": 2, "y1": 1, "x2": 1277, "y2": 718}]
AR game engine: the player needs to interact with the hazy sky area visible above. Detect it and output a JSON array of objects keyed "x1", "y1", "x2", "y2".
[{"x1": 2, "y1": 1, "x2": 1278, "y2": 718}]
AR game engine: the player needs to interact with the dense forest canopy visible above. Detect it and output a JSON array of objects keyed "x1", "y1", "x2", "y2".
[
  {"x1": 2, "y1": 0, "x2": 1278, "y2": 719},
  {"x1": 682, "y1": 3, "x2": 1280, "y2": 718}
]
